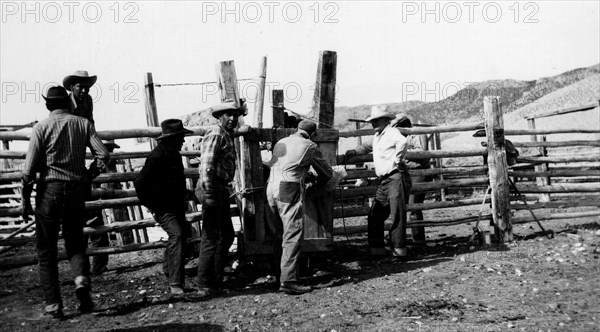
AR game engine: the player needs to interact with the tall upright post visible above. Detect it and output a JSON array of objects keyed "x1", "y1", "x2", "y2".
[
  {"x1": 144, "y1": 73, "x2": 160, "y2": 149},
  {"x1": 304, "y1": 50, "x2": 337, "y2": 247},
  {"x1": 434, "y1": 132, "x2": 446, "y2": 201},
  {"x1": 272, "y1": 89, "x2": 285, "y2": 127},
  {"x1": 484, "y1": 96, "x2": 513, "y2": 243},
  {"x1": 527, "y1": 118, "x2": 551, "y2": 202},
  {"x1": 253, "y1": 56, "x2": 267, "y2": 128},
  {"x1": 215, "y1": 61, "x2": 265, "y2": 248}
]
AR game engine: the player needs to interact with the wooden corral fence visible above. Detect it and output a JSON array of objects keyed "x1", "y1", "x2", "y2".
[{"x1": 1, "y1": 53, "x2": 599, "y2": 269}]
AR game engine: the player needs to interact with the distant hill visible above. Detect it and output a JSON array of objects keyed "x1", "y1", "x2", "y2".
[{"x1": 335, "y1": 64, "x2": 599, "y2": 128}]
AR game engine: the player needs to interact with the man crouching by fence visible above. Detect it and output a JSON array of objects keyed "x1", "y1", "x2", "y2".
[
  {"x1": 346, "y1": 105, "x2": 411, "y2": 259},
  {"x1": 135, "y1": 119, "x2": 195, "y2": 296},
  {"x1": 21, "y1": 86, "x2": 109, "y2": 319},
  {"x1": 195, "y1": 100, "x2": 250, "y2": 297}
]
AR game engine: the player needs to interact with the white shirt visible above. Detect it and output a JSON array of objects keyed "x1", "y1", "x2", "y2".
[{"x1": 356, "y1": 125, "x2": 408, "y2": 177}]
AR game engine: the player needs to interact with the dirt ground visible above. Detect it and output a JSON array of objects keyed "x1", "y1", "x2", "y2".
[{"x1": 1, "y1": 204, "x2": 599, "y2": 332}]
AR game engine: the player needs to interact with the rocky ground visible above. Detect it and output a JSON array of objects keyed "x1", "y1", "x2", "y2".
[{"x1": 1, "y1": 205, "x2": 599, "y2": 332}]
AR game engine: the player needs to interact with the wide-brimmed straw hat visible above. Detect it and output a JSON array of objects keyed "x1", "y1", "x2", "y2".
[
  {"x1": 43, "y1": 86, "x2": 70, "y2": 110},
  {"x1": 156, "y1": 119, "x2": 193, "y2": 140},
  {"x1": 364, "y1": 105, "x2": 395, "y2": 122},
  {"x1": 63, "y1": 70, "x2": 97, "y2": 90},
  {"x1": 210, "y1": 99, "x2": 248, "y2": 118},
  {"x1": 391, "y1": 113, "x2": 413, "y2": 128}
]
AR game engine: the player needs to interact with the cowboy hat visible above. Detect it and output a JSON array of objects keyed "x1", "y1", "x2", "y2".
[
  {"x1": 472, "y1": 129, "x2": 487, "y2": 137},
  {"x1": 156, "y1": 119, "x2": 193, "y2": 140},
  {"x1": 364, "y1": 105, "x2": 395, "y2": 122},
  {"x1": 43, "y1": 86, "x2": 70, "y2": 110},
  {"x1": 103, "y1": 140, "x2": 120, "y2": 149},
  {"x1": 210, "y1": 99, "x2": 248, "y2": 118},
  {"x1": 63, "y1": 70, "x2": 97, "y2": 91},
  {"x1": 391, "y1": 113, "x2": 413, "y2": 128}
]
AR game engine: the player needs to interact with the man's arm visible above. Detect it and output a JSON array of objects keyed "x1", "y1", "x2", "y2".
[
  {"x1": 310, "y1": 146, "x2": 334, "y2": 183},
  {"x1": 134, "y1": 155, "x2": 162, "y2": 211},
  {"x1": 345, "y1": 140, "x2": 373, "y2": 157},
  {"x1": 21, "y1": 127, "x2": 42, "y2": 220},
  {"x1": 86, "y1": 121, "x2": 109, "y2": 171},
  {"x1": 394, "y1": 131, "x2": 408, "y2": 169}
]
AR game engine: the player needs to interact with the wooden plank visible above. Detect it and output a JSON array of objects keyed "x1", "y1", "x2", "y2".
[
  {"x1": 337, "y1": 148, "x2": 487, "y2": 165},
  {"x1": 272, "y1": 89, "x2": 285, "y2": 128},
  {"x1": 339, "y1": 122, "x2": 484, "y2": 137},
  {"x1": 144, "y1": 73, "x2": 160, "y2": 150},
  {"x1": 305, "y1": 50, "x2": 337, "y2": 240},
  {"x1": 524, "y1": 101, "x2": 599, "y2": 119},
  {"x1": 484, "y1": 96, "x2": 512, "y2": 243},
  {"x1": 253, "y1": 56, "x2": 267, "y2": 128},
  {"x1": 528, "y1": 118, "x2": 550, "y2": 202},
  {"x1": 512, "y1": 140, "x2": 600, "y2": 148}
]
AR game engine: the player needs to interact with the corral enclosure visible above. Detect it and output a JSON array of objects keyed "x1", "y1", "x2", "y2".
[{"x1": 1, "y1": 52, "x2": 599, "y2": 273}]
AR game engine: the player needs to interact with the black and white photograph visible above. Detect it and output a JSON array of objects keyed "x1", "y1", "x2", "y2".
[{"x1": 1, "y1": 1, "x2": 599, "y2": 331}]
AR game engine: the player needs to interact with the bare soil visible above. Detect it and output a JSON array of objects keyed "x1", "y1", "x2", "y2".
[{"x1": 1, "y1": 204, "x2": 599, "y2": 332}]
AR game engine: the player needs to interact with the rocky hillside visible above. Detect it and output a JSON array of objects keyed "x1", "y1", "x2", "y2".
[{"x1": 334, "y1": 64, "x2": 599, "y2": 130}]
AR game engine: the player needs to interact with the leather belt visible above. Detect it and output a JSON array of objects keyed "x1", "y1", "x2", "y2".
[{"x1": 379, "y1": 169, "x2": 399, "y2": 180}]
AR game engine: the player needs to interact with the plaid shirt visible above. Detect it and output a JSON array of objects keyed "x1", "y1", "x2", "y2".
[
  {"x1": 199, "y1": 124, "x2": 237, "y2": 186},
  {"x1": 22, "y1": 109, "x2": 109, "y2": 182}
]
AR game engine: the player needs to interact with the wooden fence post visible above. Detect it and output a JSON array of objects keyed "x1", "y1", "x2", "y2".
[
  {"x1": 527, "y1": 118, "x2": 551, "y2": 202},
  {"x1": 434, "y1": 132, "x2": 446, "y2": 201},
  {"x1": 253, "y1": 56, "x2": 267, "y2": 128},
  {"x1": 272, "y1": 89, "x2": 285, "y2": 127},
  {"x1": 484, "y1": 96, "x2": 513, "y2": 243},
  {"x1": 144, "y1": 73, "x2": 160, "y2": 149},
  {"x1": 304, "y1": 50, "x2": 337, "y2": 250}
]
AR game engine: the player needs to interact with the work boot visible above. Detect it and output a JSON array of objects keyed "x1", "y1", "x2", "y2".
[
  {"x1": 170, "y1": 285, "x2": 185, "y2": 295},
  {"x1": 44, "y1": 303, "x2": 64, "y2": 320},
  {"x1": 392, "y1": 247, "x2": 408, "y2": 258},
  {"x1": 279, "y1": 282, "x2": 312, "y2": 295},
  {"x1": 74, "y1": 276, "x2": 94, "y2": 313}
]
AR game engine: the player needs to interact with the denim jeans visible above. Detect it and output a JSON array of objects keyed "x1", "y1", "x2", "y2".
[
  {"x1": 197, "y1": 183, "x2": 234, "y2": 289},
  {"x1": 84, "y1": 209, "x2": 109, "y2": 274},
  {"x1": 368, "y1": 171, "x2": 411, "y2": 250},
  {"x1": 153, "y1": 211, "x2": 190, "y2": 287},
  {"x1": 35, "y1": 181, "x2": 89, "y2": 307}
]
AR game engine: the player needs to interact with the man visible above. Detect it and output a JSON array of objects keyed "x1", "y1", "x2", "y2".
[
  {"x1": 392, "y1": 114, "x2": 431, "y2": 245},
  {"x1": 195, "y1": 100, "x2": 249, "y2": 296},
  {"x1": 63, "y1": 70, "x2": 97, "y2": 124},
  {"x1": 21, "y1": 86, "x2": 109, "y2": 318},
  {"x1": 266, "y1": 120, "x2": 333, "y2": 295},
  {"x1": 135, "y1": 119, "x2": 195, "y2": 296},
  {"x1": 346, "y1": 105, "x2": 411, "y2": 258}
]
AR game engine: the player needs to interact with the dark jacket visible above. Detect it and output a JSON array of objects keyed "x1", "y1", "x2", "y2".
[
  {"x1": 69, "y1": 93, "x2": 94, "y2": 124},
  {"x1": 135, "y1": 143, "x2": 187, "y2": 214}
]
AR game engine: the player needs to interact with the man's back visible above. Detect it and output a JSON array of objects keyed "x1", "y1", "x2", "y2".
[{"x1": 24, "y1": 109, "x2": 104, "y2": 182}]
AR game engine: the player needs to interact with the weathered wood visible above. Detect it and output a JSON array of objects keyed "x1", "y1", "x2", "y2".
[
  {"x1": 484, "y1": 96, "x2": 512, "y2": 243},
  {"x1": 272, "y1": 89, "x2": 285, "y2": 127},
  {"x1": 524, "y1": 101, "x2": 599, "y2": 119},
  {"x1": 509, "y1": 170, "x2": 600, "y2": 178},
  {"x1": 305, "y1": 50, "x2": 337, "y2": 241},
  {"x1": 511, "y1": 197, "x2": 600, "y2": 210},
  {"x1": 0, "y1": 150, "x2": 202, "y2": 160},
  {"x1": 248, "y1": 128, "x2": 338, "y2": 143},
  {"x1": 505, "y1": 128, "x2": 600, "y2": 136},
  {"x1": 144, "y1": 72, "x2": 160, "y2": 149},
  {"x1": 516, "y1": 155, "x2": 600, "y2": 164},
  {"x1": 253, "y1": 56, "x2": 267, "y2": 128},
  {"x1": 337, "y1": 148, "x2": 487, "y2": 165},
  {"x1": 339, "y1": 122, "x2": 484, "y2": 138},
  {"x1": 528, "y1": 118, "x2": 551, "y2": 202},
  {"x1": 514, "y1": 183, "x2": 600, "y2": 193},
  {"x1": 512, "y1": 140, "x2": 600, "y2": 148}
]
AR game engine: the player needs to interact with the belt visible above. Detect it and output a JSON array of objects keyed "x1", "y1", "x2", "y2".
[{"x1": 379, "y1": 169, "x2": 399, "y2": 180}]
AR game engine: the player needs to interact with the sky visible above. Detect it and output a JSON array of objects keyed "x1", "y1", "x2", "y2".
[{"x1": 1, "y1": 1, "x2": 599, "y2": 143}]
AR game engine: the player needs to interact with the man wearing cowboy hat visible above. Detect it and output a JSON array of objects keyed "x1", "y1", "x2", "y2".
[
  {"x1": 63, "y1": 70, "x2": 97, "y2": 124},
  {"x1": 346, "y1": 105, "x2": 411, "y2": 258},
  {"x1": 265, "y1": 120, "x2": 333, "y2": 295},
  {"x1": 135, "y1": 119, "x2": 196, "y2": 295},
  {"x1": 195, "y1": 100, "x2": 250, "y2": 297},
  {"x1": 21, "y1": 86, "x2": 109, "y2": 318}
]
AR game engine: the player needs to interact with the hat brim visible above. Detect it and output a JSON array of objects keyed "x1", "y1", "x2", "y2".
[
  {"x1": 472, "y1": 129, "x2": 487, "y2": 137},
  {"x1": 63, "y1": 75, "x2": 97, "y2": 91},
  {"x1": 156, "y1": 129, "x2": 193, "y2": 140},
  {"x1": 365, "y1": 113, "x2": 395, "y2": 122},
  {"x1": 104, "y1": 142, "x2": 120, "y2": 149}
]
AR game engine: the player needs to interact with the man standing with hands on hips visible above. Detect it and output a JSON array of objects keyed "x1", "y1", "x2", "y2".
[{"x1": 346, "y1": 105, "x2": 411, "y2": 258}]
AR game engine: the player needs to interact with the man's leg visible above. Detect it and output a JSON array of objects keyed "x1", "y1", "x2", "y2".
[
  {"x1": 88, "y1": 211, "x2": 109, "y2": 274},
  {"x1": 154, "y1": 212, "x2": 184, "y2": 292},
  {"x1": 214, "y1": 195, "x2": 234, "y2": 289},
  {"x1": 387, "y1": 174, "x2": 408, "y2": 255},
  {"x1": 62, "y1": 182, "x2": 93, "y2": 312},
  {"x1": 34, "y1": 183, "x2": 63, "y2": 315},
  {"x1": 277, "y1": 198, "x2": 304, "y2": 284},
  {"x1": 410, "y1": 174, "x2": 426, "y2": 244},
  {"x1": 368, "y1": 182, "x2": 391, "y2": 252},
  {"x1": 197, "y1": 184, "x2": 227, "y2": 290},
  {"x1": 265, "y1": 187, "x2": 283, "y2": 284}
]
